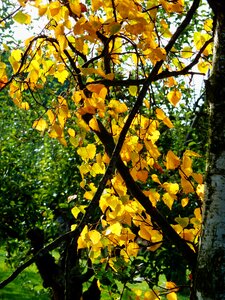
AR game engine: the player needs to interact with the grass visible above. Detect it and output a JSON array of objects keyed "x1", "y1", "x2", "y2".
[
  {"x1": 0, "y1": 249, "x2": 50, "y2": 300},
  {"x1": 0, "y1": 249, "x2": 189, "y2": 299}
]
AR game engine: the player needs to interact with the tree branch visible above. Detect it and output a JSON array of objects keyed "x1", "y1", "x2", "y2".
[{"x1": 82, "y1": 114, "x2": 197, "y2": 268}]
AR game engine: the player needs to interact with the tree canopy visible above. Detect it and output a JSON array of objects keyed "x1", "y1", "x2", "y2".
[{"x1": 0, "y1": 0, "x2": 217, "y2": 299}]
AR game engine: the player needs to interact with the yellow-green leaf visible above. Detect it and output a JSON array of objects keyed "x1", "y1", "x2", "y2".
[
  {"x1": 181, "y1": 46, "x2": 193, "y2": 58},
  {"x1": 129, "y1": 85, "x2": 138, "y2": 96},
  {"x1": 13, "y1": 11, "x2": 31, "y2": 24}
]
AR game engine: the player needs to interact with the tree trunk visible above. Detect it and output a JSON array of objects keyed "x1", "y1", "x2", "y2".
[{"x1": 193, "y1": 6, "x2": 225, "y2": 300}]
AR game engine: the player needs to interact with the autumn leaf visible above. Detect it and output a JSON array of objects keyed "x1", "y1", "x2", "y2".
[
  {"x1": 165, "y1": 150, "x2": 180, "y2": 170},
  {"x1": 33, "y1": 118, "x2": 48, "y2": 132},
  {"x1": 77, "y1": 144, "x2": 96, "y2": 161},
  {"x1": 167, "y1": 89, "x2": 182, "y2": 106}
]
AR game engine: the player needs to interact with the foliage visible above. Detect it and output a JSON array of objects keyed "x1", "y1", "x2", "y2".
[{"x1": 0, "y1": 0, "x2": 213, "y2": 299}]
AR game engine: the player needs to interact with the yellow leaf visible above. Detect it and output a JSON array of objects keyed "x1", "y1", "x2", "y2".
[
  {"x1": 69, "y1": 1, "x2": 81, "y2": 17},
  {"x1": 136, "y1": 170, "x2": 149, "y2": 183},
  {"x1": 162, "y1": 182, "x2": 179, "y2": 194},
  {"x1": 58, "y1": 137, "x2": 67, "y2": 146},
  {"x1": 147, "y1": 242, "x2": 162, "y2": 252},
  {"x1": 148, "y1": 189, "x2": 160, "y2": 206},
  {"x1": 197, "y1": 61, "x2": 211, "y2": 74},
  {"x1": 166, "y1": 281, "x2": 179, "y2": 291},
  {"x1": 88, "y1": 230, "x2": 101, "y2": 245},
  {"x1": 13, "y1": 11, "x2": 31, "y2": 24},
  {"x1": 194, "y1": 32, "x2": 211, "y2": 50},
  {"x1": 33, "y1": 118, "x2": 48, "y2": 131},
  {"x1": 166, "y1": 292, "x2": 177, "y2": 300},
  {"x1": 84, "y1": 183, "x2": 97, "y2": 200},
  {"x1": 156, "y1": 108, "x2": 174, "y2": 128},
  {"x1": 181, "y1": 197, "x2": 189, "y2": 207},
  {"x1": 58, "y1": 35, "x2": 68, "y2": 51},
  {"x1": 196, "y1": 184, "x2": 204, "y2": 200},
  {"x1": 89, "y1": 118, "x2": 100, "y2": 132},
  {"x1": 110, "y1": 22, "x2": 121, "y2": 35},
  {"x1": 181, "y1": 155, "x2": 192, "y2": 176},
  {"x1": 47, "y1": 109, "x2": 55, "y2": 125},
  {"x1": 54, "y1": 69, "x2": 69, "y2": 83},
  {"x1": 48, "y1": 124, "x2": 63, "y2": 138},
  {"x1": 144, "y1": 290, "x2": 160, "y2": 300},
  {"x1": 71, "y1": 224, "x2": 77, "y2": 231},
  {"x1": 194, "y1": 207, "x2": 202, "y2": 222},
  {"x1": 162, "y1": 193, "x2": 175, "y2": 210},
  {"x1": 49, "y1": 2, "x2": 61, "y2": 17},
  {"x1": 11, "y1": 49, "x2": 23, "y2": 62},
  {"x1": 105, "y1": 222, "x2": 122, "y2": 236},
  {"x1": 181, "y1": 46, "x2": 193, "y2": 59},
  {"x1": 139, "y1": 226, "x2": 151, "y2": 241},
  {"x1": 132, "y1": 53, "x2": 138, "y2": 65},
  {"x1": 78, "y1": 225, "x2": 88, "y2": 249},
  {"x1": 108, "y1": 99, "x2": 127, "y2": 113},
  {"x1": 71, "y1": 206, "x2": 80, "y2": 218},
  {"x1": 192, "y1": 173, "x2": 203, "y2": 184},
  {"x1": 165, "y1": 150, "x2": 180, "y2": 170},
  {"x1": 77, "y1": 144, "x2": 96, "y2": 160},
  {"x1": 204, "y1": 19, "x2": 213, "y2": 32},
  {"x1": 92, "y1": 0, "x2": 103, "y2": 11},
  {"x1": 87, "y1": 83, "x2": 105, "y2": 94},
  {"x1": 68, "y1": 128, "x2": 76, "y2": 137},
  {"x1": 38, "y1": 5, "x2": 48, "y2": 16},
  {"x1": 167, "y1": 89, "x2": 182, "y2": 106},
  {"x1": 183, "y1": 150, "x2": 201, "y2": 157},
  {"x1": 129, "y1": 85, "x2": 138, "y2": 96},
  {"x1": 180, "y1": 177, "x2": 194, "y2": 194},
  {"x1": 126, "y1": 242, "x2": 139, "y2": 257},
  {"x1": 151, "y1": 174, "x2": 161, "y2": 184},
  {"x1": 21, "y1": 102, "x2": 30, "y2": 110}
]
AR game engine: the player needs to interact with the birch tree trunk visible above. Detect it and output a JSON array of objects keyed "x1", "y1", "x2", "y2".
[{"x1": 193, "y1": 4, "x2": 225, "y2": 299}]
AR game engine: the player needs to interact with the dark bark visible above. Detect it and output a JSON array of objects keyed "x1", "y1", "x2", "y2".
[
  {"x1": 27, "y1": 227, "x2": 100, "y2": 300},
  {"x1": 27, "y1": 228, "x2": 65, "y2": 300}
]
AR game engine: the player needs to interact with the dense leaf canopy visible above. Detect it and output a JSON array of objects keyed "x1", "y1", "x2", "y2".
[{"x1": 0, "y1": 0, "x2": 212, "y2": 298}]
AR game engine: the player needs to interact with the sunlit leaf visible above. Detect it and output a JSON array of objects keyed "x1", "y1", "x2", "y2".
[
  {"x1": 77, "y1": 144, "x2": 96, "y2": 160},
  {"x1": 105, "y1": 222, "x2": 122, "y2": 236},
  {"x1": 88, "y1": 230, "x2": 101, "y2": 245},
  {"x1": 33, "y1": 118, "x2": 48, "y2": 131},
  {"x1": 165, "y1": 150, "x2": 180, "y2": 170},
  {"x1": 162, "y1": 192, "x2": 175, "y2": 210},
  {"x1": 167, "y1": 89, "x2": 182, "y2": 106},
  {"x1": 181, "y1": 197, "x2": 189, "y2": 207},
  {"x1": 89, "y1": 118, "x2": 100, "y2": 132},
  {"x1": 181, "y1": 46, "x2": 193, "y2": 58},
  {"x1": 204, "y1": 19, "x2": 213, "y2": 32},
  {"x1": 166, "y1": 292, "x2": 177, "y2": 300},
  {"x1": 129, "y1": 85, "x2": 138, "y2": 96},
  {"x1": 144, "y1": 290, "x2": 160, "y2": 300},
  {"x1": 13, "y1": 11, "x2": 31, "y2": 24}
]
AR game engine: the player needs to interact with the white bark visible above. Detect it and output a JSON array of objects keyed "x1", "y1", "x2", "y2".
[{"x1": 194, "y1": 8, "x2": 225, "y2": 299}]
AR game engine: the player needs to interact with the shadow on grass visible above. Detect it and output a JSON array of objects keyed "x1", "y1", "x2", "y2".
[{"x1": 0, "y1": 249, "x2": 50, "y2": 300}]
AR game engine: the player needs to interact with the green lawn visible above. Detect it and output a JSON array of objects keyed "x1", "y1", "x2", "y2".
[
  {"x1": 0, "y1": 249, "x2": 189, "y2": 299},
  {"x1": 0, "y1": 249, "x2": 50, "y2": 300}
]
